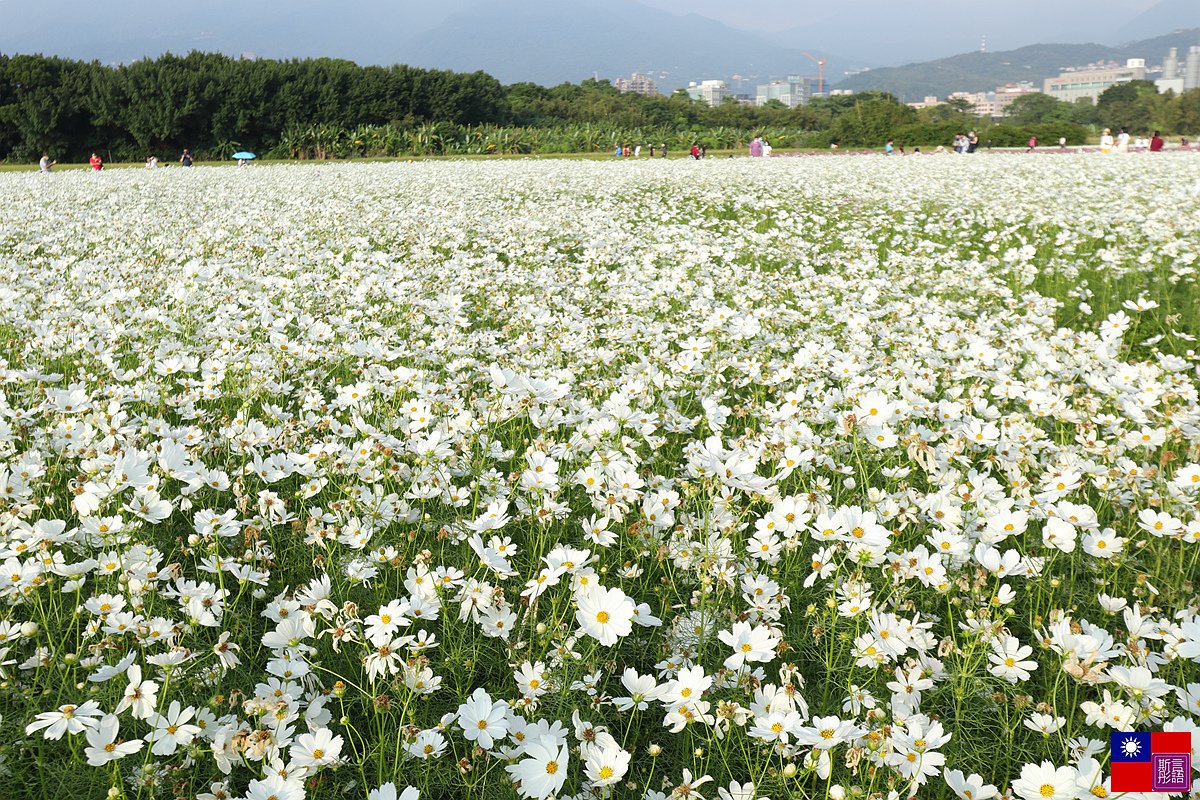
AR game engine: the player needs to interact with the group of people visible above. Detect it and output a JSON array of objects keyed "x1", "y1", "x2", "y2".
[
  {"x1": 748, "y1": 137, "x2": 772, "y2": 157},
  {"x1": 1099, "y1": 128, "x2": 1173, "y2": 153},
  {"x1": 38, "y1": 149, "x2": 195, "y2": 172},
  {"x1": 613, "y1": 144, "x2": 668, "y2": 157},
  {"x1": 953, "y1": 132, "x2": 980, "y2": 153}
]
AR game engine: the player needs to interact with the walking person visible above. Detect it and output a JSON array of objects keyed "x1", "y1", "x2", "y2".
[
  {"x1": 1027, "y1": 136, "x2": 1037, "y2": 152},
  {"x1": 884, "y1": 139, "x2": 893, "y2": 156}
]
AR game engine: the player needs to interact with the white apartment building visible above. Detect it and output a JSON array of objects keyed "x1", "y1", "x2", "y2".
[
  {"x1": 614, "y1": 73, "x2": 659, "y2": 97},
  {"x1": 755, "y1": 75, "x2": 814, "y2": 109},
  {"x1": 686, "y1": 80, "x2": 730, "y2": 106},
  {"x1": 1044, "y1": 59, "x2": 1147, "y2": 103}
]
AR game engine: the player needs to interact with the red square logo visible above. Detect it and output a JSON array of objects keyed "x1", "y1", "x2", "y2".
[{"x1": 1111, "y1": 760, "x2": 1152, "y2": 793}]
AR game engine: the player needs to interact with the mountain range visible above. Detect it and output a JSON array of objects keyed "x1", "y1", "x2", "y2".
[
  {"x1": 2, "y1": 0, "x2": 1199, "y2": 95},
  {"x1": 836, "y1": 27, "x2": 1200, "y2": 101}
]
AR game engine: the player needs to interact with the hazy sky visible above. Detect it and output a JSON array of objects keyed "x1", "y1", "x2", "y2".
[
  {"x1": 645, "y1": 0, "x2": 1158, "y2": 30},
  {"x1": 0, "y1": 0, "x2": 1190, "y2": 71}
]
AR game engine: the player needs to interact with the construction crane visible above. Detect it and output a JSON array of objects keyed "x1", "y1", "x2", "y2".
[{"x1": 802, "y1": 52, "x2": 826, "y2": 96}]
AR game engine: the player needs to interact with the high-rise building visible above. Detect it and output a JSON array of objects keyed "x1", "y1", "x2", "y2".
[
  {"x1": 686, "y1": 80, "x2": 730, "y2": 106},
  {"x1": 1186, "y1": 46, "x2": 1200, "y2": 91},
  {"x1": 614, "y1": 73, "x2": 659, "y2": 97},
  {"x1": 754, "y1": 76, "x2": 814, "y2": 108}
]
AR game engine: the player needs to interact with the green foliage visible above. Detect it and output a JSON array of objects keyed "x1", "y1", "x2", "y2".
[{"x1": 0, "y1": 52, "x2": 510, "y2": 162}]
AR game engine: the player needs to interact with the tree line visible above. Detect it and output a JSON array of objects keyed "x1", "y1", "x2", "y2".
[{"x1": 2, "y1": 51, "x2": 1197, "y2": 163}]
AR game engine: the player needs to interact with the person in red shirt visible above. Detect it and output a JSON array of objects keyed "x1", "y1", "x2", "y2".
[
  {"x1": 89, "y1": 153, "x2": 103, "y2": 171},
  {"x1": 690, "y1": 144, "x2": 700, "y2": 160},
  {"x1": 1149, "y1": 131, "x2": 1164, "y2": 152}
]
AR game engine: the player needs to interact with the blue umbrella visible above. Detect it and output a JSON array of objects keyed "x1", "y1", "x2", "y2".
[{"x1": 232, "y1": 151, "x2": 256, "y2": 160}]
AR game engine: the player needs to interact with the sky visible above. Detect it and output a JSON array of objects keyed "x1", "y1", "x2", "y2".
[
  {"x1": 635, "y1": 0, "x2": 1161, "y2": 35},
  {"x1": 0, "y1": 0, "x2": 1191, "y2": 72}
]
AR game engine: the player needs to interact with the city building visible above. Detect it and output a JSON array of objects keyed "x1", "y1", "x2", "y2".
[
  {"x1": 686, "y1": 80, "x2": 730, "y2": 106},
  {"x1": 1157, "y1": 47, "x2": 1184, "y2": 94},
  {"x1": 1159, "y1": 45, "x2": 1200, "y2": 93},
  {"x1": 614, "y1": 73, "x2": 659, "y2": 97},
  {"x1": 906, "y1": 96, "x2": 941, "y2": 109},
  {"x1": 1044, "y1": 59, "x2": 1147, "y2": 103},
  {"x1": 754, "y1": 75, "x2": 814, "y2": 108},
  {"x1": 959, "y1": 83, "x2": 1041, "y2": 117}
]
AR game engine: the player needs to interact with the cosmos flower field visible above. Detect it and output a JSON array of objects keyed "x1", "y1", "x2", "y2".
[{"x1": 1, "y1": 153, "x2": 1199, "y2": 800}]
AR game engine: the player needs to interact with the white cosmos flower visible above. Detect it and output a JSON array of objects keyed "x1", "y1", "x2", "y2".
[
  {"x1": 84, "y1": 714, "x2": 144, "y2": 766},
  {"x1": 575, "y1": 584, "x2": 635, "y2": 646},
  {"x1": 1011, "y1": 761, "x2": 1078, "y2": 800},
  {"x1": 25, "y1": 700, "x2": 104, "y2": 739},
  {"x1": 505, "y1": 735, "x2": 569, "y2": 800},
  {"x1": 457, "y1": 687, "x2": 507, "y2": 749}
]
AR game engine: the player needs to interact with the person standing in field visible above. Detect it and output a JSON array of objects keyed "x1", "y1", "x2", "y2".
[
  {"x1": 1100, "y1": 128, "x2": 1113, "y2": 153},
  {"x1": 1027, "y1": 136, "x2": 1036, "y2": 152},
  {"x1": 648, "y1": 144, "x2": 655, "y2": 157},
  {"x1": 968, "y1": 131, "x2": 979, "y2": 153},
  {"x1": 1149, "y1": 131, "x2": 1164, "y2": 152},
  {"x1": 181, "y1": 149, "x2": 194, "y2": 166},
  {"x1": 660, "y1": 143, "x2": 667, "y2": 158},
  {"x1": 89, "y1": 153, "x2": 103, "y2": 170},
  {"x1": 1115, "y1": 128, "x2": 1130, "y2": 153},
  {"x1": 39, "y1": 153, "x2": 56, "y2": 172}
]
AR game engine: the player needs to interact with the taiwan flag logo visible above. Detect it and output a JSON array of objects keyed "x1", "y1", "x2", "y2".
[{"x1": 1110, "y1": 731, "x2": 1192, "y2": 793}]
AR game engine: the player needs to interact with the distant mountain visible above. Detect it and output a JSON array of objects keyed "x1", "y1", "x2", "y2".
[
  {"x1": 1112, "y1": 0, "x2": 1200, "y2": 45},
  {"x1": 1, "y1": 0, "x2": 864, "y2": 91},
  {"x1": 764, "y1": 0, "x2": 1143, "y2": 69},
  {"x1": 832, "y1": 28, "x2": 1200, "y2": 101},
  {"x1": 0, "y1": 0, "x2": 471, "y2": 65},
  {"x1": 397, "y1": 0, "x2": 865, "y2": 90}
]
